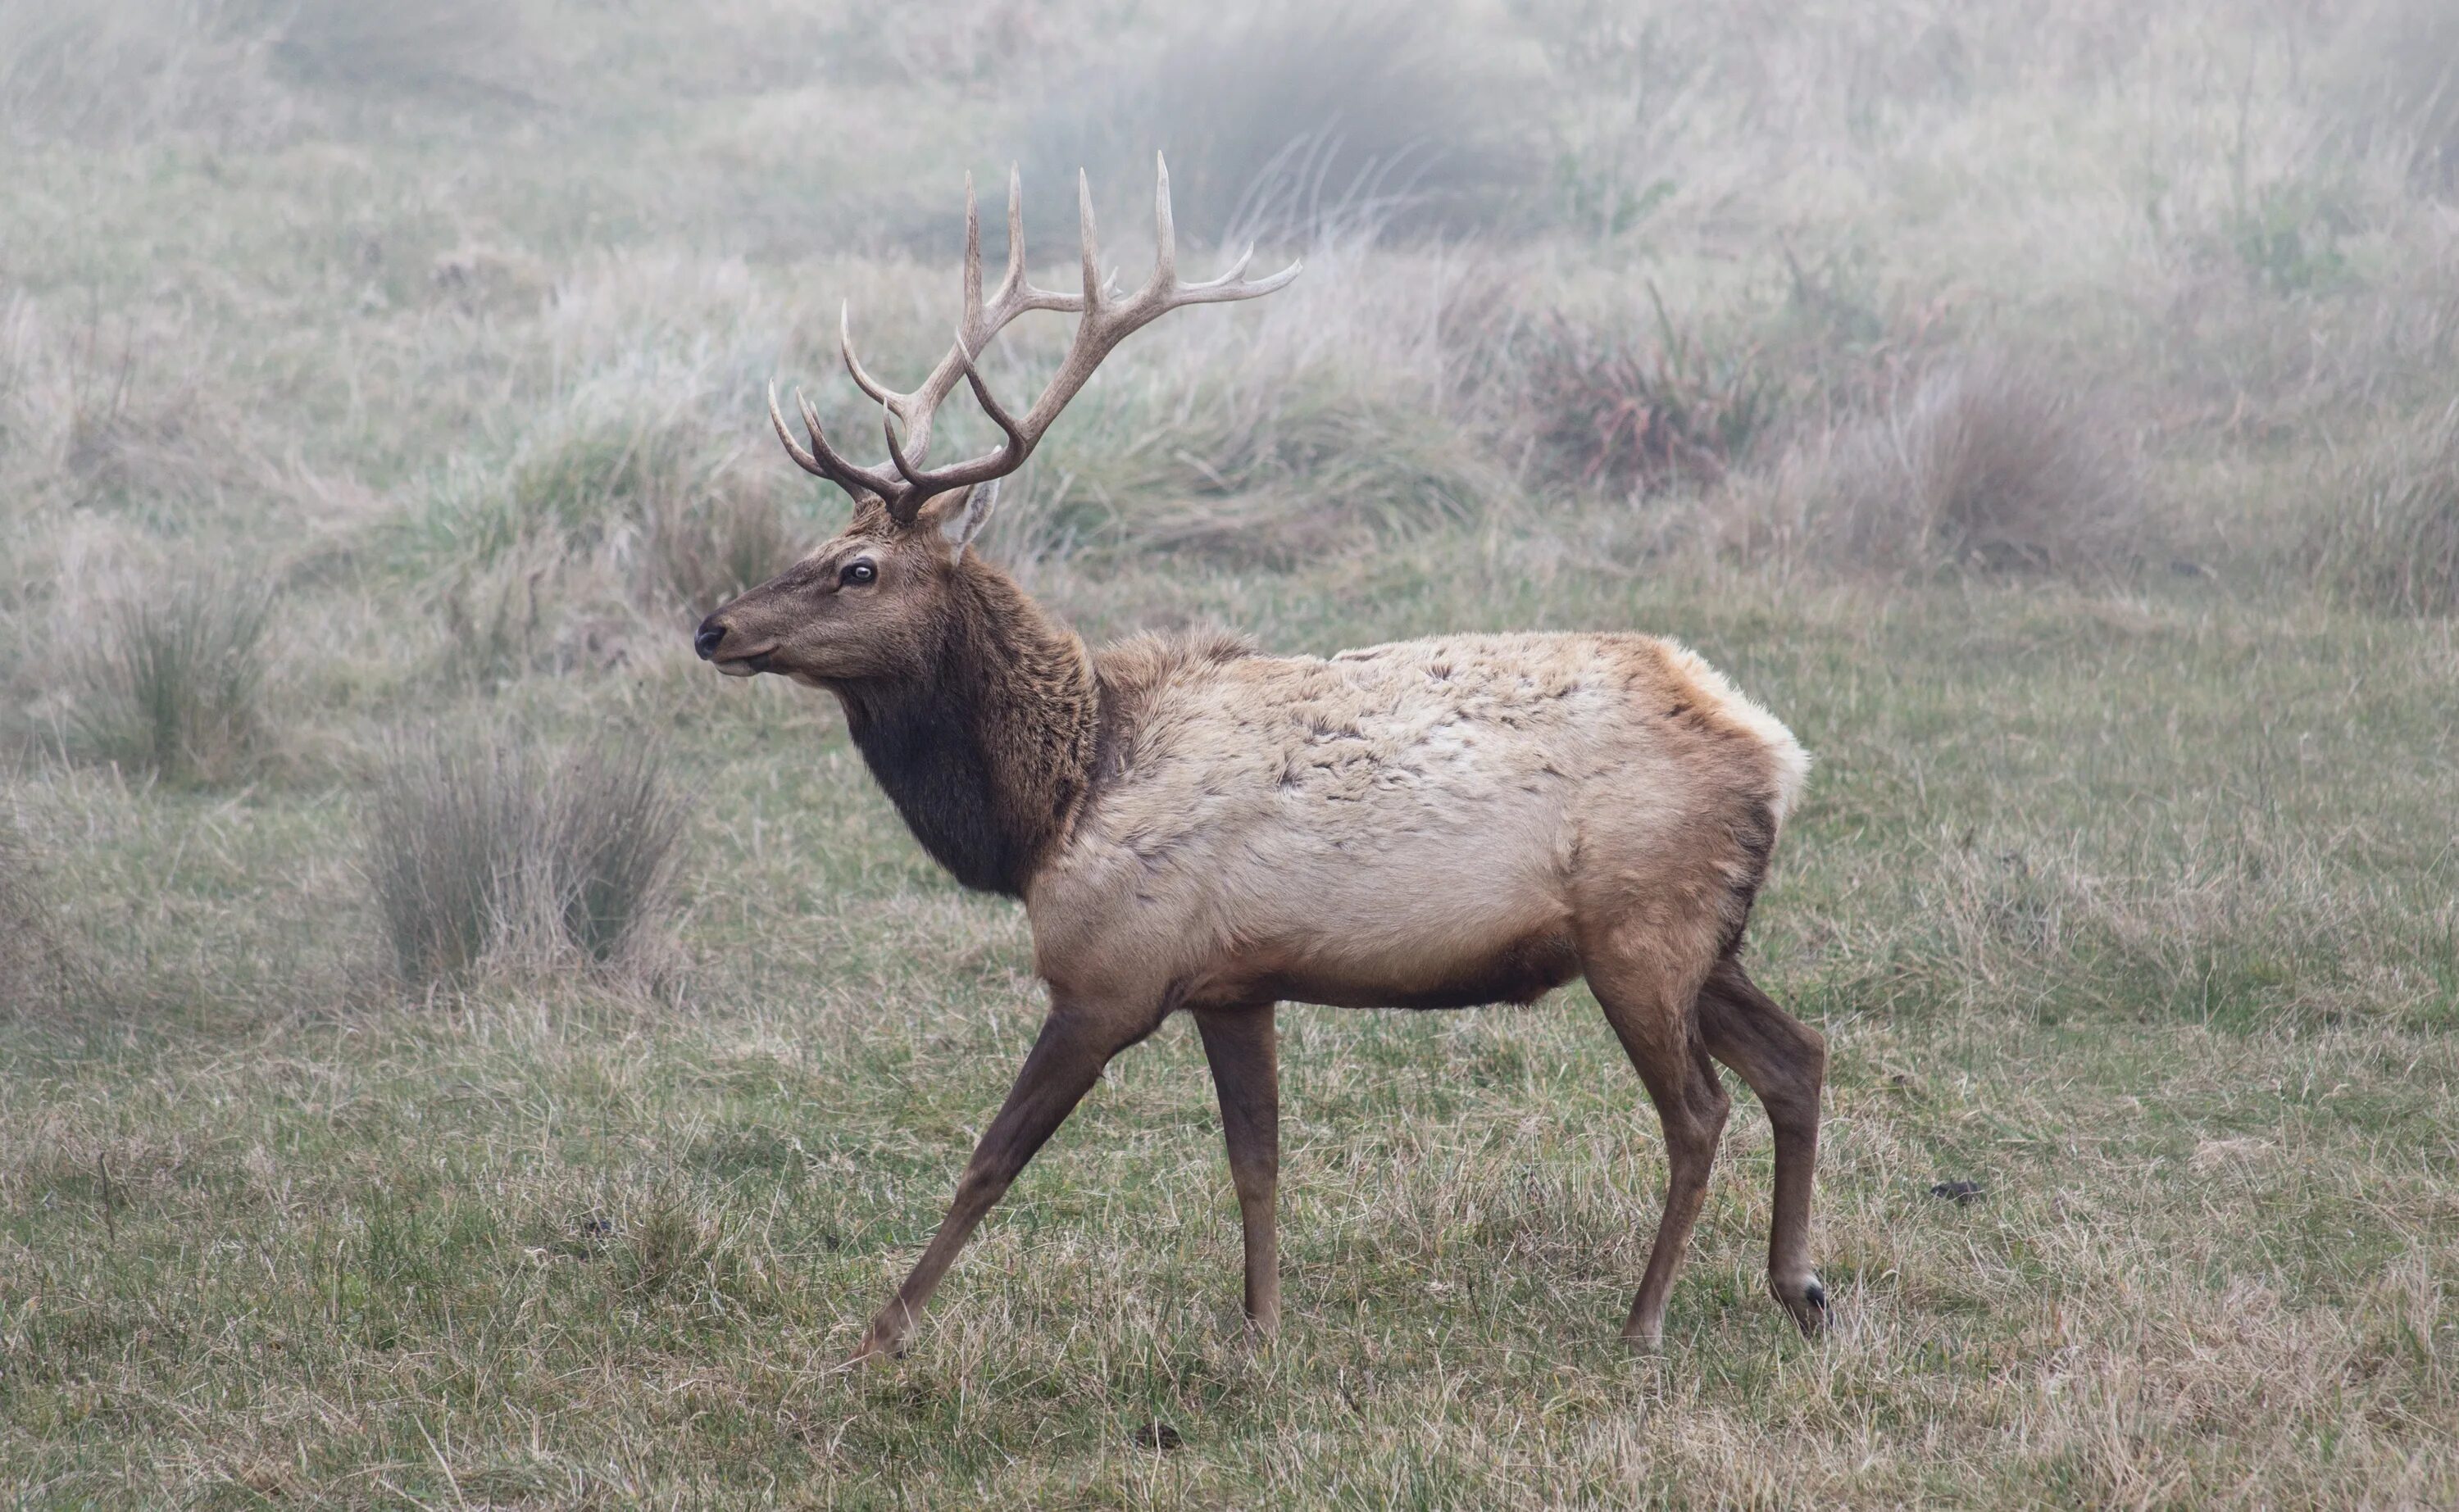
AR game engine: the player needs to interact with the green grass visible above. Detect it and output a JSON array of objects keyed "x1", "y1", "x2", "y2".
[
  {"x1": 5, "y1": 557, "x2": 2455, "y2": 1507},
  {"x1": 3, "y1": 0, "x2": 2457, "y2": 1505}
]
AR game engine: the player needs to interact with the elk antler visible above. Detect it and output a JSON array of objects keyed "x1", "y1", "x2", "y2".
[{"x1": 769, "y1": 157, "x2": 1302, "y2": 525}]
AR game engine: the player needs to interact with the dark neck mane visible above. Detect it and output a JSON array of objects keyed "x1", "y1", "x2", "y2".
[{"x1": 831, "y1": 561, "x2": 1096, "y2": 897}]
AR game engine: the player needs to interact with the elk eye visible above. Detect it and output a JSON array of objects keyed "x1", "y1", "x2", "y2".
[{"x1": 839, "y1": 561, "x2": 876, "y2": 587}]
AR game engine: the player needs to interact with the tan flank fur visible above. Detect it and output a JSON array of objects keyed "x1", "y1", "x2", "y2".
[{"x1": 694, "y1": 161, "x2": 1829, "y2": 1362}]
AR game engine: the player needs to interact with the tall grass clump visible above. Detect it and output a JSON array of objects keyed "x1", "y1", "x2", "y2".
[
  {"x1": 1009, "y1": 358, "x2": 1497, "y2": 564},
  {"x1": 422, "y1": 405, "x2": 799, "y2": 620},
  {"x1": 983, "y1": 241, "x2": 1507, "y2": 564},
  {"x1": 502, "y1": 416, "x2": 713, "y2": 553},
  {"x1": 1810, "y1": 356, "x2": 2144, "y2": 574},
  {"x1": 475, "y1": 410, "x2": 796, "y2": 606},
  {"x1": 2325, "y1": 0, "x2": 2459, "y2": 193},
  {"x1": 643, "y1": 486, "x2": 802, "y2": 617},
  {"x1": 2307, "y1": 400, "x2": 2459, "y2": 617},
  {"x1": 1521, "y1": 302, "x2": 1776, "y2": 493},
  {"x1": 262, "y1": 0, "x2": 530, "y2": 98},
  {"x1": 1015, "y1": 2, "x2": 1532, "y2": 245},
  {"x1": 434, "y1": 549, "x2": 550, "y2": 692},
  {"x1": 72, "y1": 573, "x2": 272, "y2": 783},
  {"x1": 366, "y1": 733, "x2": 688, "y2": 990},
  {"x1": 0, "y1": 0, "x2": 296, "y2": 148},
  {"x1": 0, "y1": 814, "x2": 83, "y2": 1011}
]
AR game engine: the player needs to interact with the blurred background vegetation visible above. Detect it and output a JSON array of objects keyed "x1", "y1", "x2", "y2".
[{"x1": 2, "y1": 1, "x2": 2456, "y2": 1505}]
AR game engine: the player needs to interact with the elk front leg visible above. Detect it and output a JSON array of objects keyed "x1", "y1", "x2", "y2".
[
  {"x1": 1194, "y1": 1004, "x2": 1280, "y2": 1336},
  {"x1": 852, "y1": 1001, "x2": 1158, "y2": 1364},
  {"x1": 1698, "y1": 956, "x2": 1828, "y2": 1334}
]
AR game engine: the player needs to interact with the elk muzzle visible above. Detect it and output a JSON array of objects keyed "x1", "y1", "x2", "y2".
[{"x1": 693, "y1": 615, "x2": 773, "y2": 676}]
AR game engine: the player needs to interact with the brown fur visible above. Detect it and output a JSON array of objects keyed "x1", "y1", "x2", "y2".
[{"x1": 698, "y1": 502, "x2": 1827, "y2": 1360}]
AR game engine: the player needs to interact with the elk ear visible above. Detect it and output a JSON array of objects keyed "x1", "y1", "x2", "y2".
[{"x1": 920, "y1": 480, "x2": 1002, "y2": 563}]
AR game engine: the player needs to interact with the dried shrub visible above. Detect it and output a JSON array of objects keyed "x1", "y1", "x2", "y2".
[
  {"x1": 39, "y1": 310, "x2": 250, "y2": 513},
  {"x1": 1523, "y1": 300, "x2": 1776, "y2": 493},
  {"x1": 1015, "y1": 2, "x2": 1533, "y2": 246},
  {"x1": 1814, "y1": 356, "x2": 2144, "y2": 574},
  {"x1": 73, "y1": 572, "x2": 272, "y2": 783},
  {"x1": 1761, "y1": 244, "x2": 1959, "y2": 425},
  {"x1": 366, "y1": 732, "x2": 689, "y2": 990},
  {"x1": 2307, "y1": 401, "x2": 2459, "y2": 617}
]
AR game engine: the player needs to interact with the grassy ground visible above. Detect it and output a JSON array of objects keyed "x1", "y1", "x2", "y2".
[{"x1": 4, "y1": 1, "x2": 2457, "y2": 1505}]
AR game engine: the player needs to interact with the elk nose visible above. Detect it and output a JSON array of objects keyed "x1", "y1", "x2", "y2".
[{"x1": 693, "y1": 618, "x2": 725, "y2": 661}]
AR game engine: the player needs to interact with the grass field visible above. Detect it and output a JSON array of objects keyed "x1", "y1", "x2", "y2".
[{"x1": 3, "y1": 1, "x2": 2457, "y2": 1505}]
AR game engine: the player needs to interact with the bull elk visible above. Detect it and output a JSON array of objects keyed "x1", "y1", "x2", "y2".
[{"x1": 694, "y1": 161, "x2": 1827, "y2": 1360}]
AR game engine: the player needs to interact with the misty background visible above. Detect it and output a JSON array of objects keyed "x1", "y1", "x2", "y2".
[{"x1": 2, "y1": 2, "x2": 2456, "y2": 1505}]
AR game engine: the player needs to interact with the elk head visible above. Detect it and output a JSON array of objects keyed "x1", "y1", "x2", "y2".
[{"x1": 693, "y1": 158, "x2": 1300, "y2": 688}]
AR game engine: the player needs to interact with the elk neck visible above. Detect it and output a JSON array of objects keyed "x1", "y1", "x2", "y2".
[{"x1": 830, "y1": 557, "x2": 1098, "y2": 897}]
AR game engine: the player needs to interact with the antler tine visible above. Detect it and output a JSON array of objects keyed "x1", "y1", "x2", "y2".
[
  {"x1": 1169, "y1": 244, "x2": 1305, "y2": 304},
  {"x1": 948, "y1": 333, "x2": 1028, "y2": 452},
  {"x1": 1077, "y1": 169, "x2": 1105, "y2": 311},
  {"x1": 794, "y1": 386, "x2": 901, "y2": 500},
  {"x1": 879, "y1": 402, "x2": 918, "y2": 493},
  {"x1": 1148, "y1": 152, "x2": 1176, "y2": 293},
  {"x1": 998, "y1": 163, "x2": 1027, "y2": 308},
  {"x1": 961, "y1": 172, "x2": 984, "y2": 332},
  {"x1": 839, "y1": 302, "x2": 896, "y2": 408},
  {"x1": 795, "y1": 388, "x2": 834, "y2": 462},
  {"x1": 876, "y1": 334, "x2": 1033, "y2": 521},
  {"x1": 767, "y1": 163, "x2": 1300, "y2": 523},
  {"x1": 767, "y1": 383, "x2": 825, "y2": 477}
]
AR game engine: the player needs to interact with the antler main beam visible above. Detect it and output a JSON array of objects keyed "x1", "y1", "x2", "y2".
[{"x1": 770, "y1": 157, "x2": 1302, "y2": 525}]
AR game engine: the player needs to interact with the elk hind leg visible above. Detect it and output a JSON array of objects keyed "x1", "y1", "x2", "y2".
[
  {"x1": 1698, "y1": 955, "x2": 1829, "y2": 1335},
  {"x1": 1584, "y1": 934, "x2": 1730, "y2": 1349}
]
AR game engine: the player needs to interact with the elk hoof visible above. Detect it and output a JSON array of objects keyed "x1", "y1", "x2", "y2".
[
  {"x1": 844, "y1": 1326, "x2": 907, "y2": 1368},
  {"x1": 1775, "y1": 1275, "x2": 1829, "y2": 1336}
]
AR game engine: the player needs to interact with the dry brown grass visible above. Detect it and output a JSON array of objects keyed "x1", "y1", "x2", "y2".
[
  {"x1": 2324, "y1": 0, "x2": 2459, "y2": 193},
  {"x1": 1801, "y1": 355, "x2": 2147, "y2": 574},
  {"x1": 639, "y1": 483, "x2": 806, "y2": 620},
  {"x1": 264, "y1": 0, "x2": 531, "y2": 98},
  {"x1": 7, "y1": 2, "x2": 2459, "y2": 1505},
  {"x1": 0, "y1": 810, "x2": 82, "y2": 1012},
  {"x1": 985, "y1": 239, "x2": 1507, "y2": 565},
  {"x1": 2307, "y1": 398, "x2": 2459, "y2": 617},
  {"x1": 1014, "y1": 0, "x2": 1534, "y2": 245},
  {"x1": 0, "y1": 0, "x2": 297, "y2": 148}
]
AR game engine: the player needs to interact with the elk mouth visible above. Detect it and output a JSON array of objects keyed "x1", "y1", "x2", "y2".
[{"x1": 715, "y1": 646, "x2": 779, "y2": 678}]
